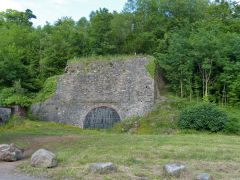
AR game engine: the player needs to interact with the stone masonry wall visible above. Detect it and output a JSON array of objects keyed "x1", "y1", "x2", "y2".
[
  {"x1": 31, "y1": 57, "x2": 154, "y2": 128},
  {"x1": 0, "y1": 107, "x2": 12, "y2": 123}
]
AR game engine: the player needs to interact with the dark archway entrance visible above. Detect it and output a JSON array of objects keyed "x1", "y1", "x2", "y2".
[{"x1": 84, "y1": 106, "x2": 120, "y2": 129}]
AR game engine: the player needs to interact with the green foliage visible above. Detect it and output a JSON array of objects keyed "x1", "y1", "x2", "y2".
[
  {"x1": 223, "y1": 106, "x2": 240, "y2": 135},
  {"x1": 145, "y1": 59, "x2": 156, "y2": 78},
  {"x1": 203, "y1": 94, "x2": 209, "y2": 103},
  {"x1": 1, "y1": 0, "x2": 240, "y2": 108},
  {"x1": 178, "y1": 103, "x2": 228, "y2": 132},
  {"x1": 224, "y1": 117, "x2": 240, "y2": 135},
  {"x1": 33, "y1": 76, "x2": 58, "y2": 103},
  {"x1": 0, "y1": 80, "x2": 33, "y2": 107}
]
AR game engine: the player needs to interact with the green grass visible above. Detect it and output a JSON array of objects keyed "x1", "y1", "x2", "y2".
[
  {"x1": 109, "y1": 94, "x2": 240, "y2": 136},
  {"x1": 1, "y1": 94, "x2": 240, "y2": 179},
  {"x1": 0, "y1": 119, "x2": 240, "y2": 180},
  {"x1": 145, "y1": 59, "x2": 156, "y2": 78},
  {"x1": 68, "y1": 54, "x2": 153, "y2": 64},
  {"x1": 108, "y1": 94, "x2": 197, "y2": 135}
]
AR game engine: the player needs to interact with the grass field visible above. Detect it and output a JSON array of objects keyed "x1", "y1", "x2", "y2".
[{"x1": 0, "y1": 120, "x2": 240, "y2": 180}]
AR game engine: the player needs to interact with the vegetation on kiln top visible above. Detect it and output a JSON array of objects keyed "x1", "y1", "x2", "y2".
[{"x1": 68, "y1": 54, "x2": 153, "y2": 64}]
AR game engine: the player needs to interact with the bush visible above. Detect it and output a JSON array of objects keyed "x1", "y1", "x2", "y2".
[
  {"x1": 0, "y1": 80, "x2": 33, "y2": 108},
  {"x1": 224, "y1": 116, "x2": 240, "y2": 135},
  {"x1": 33, "y1": 75, "x2": 58, "y2": 103},
  {"x1": 178, "y1": 103, "x2": 228, "y2": 132}
]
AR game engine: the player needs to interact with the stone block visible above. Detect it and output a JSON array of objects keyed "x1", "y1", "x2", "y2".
[
  {"x1": 163, "y1": 163, "x2": 187, "y2": 178},
  {"x1": 89, "y1": 162, "x2": 116, "y2": 173},
  {"x1": 195, "y1": 174, "x2": 213, "y2": 180}
]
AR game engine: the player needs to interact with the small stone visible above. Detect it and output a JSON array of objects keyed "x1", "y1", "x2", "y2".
[
  {"x1": 163, "y1": 163, "x2": 187, "y2": 178},
  {"x1": 0, "y1": 144, "x2": 24, "y2": 162},
  {"x1": 195, "y1": 174, "x2": 213, "y2": 180},
  {"x1": 133, "y1": 174, "x2": 150, "y2": 180},
  {"x1": 89, "y1": 162, "x2": 116, "y2": 173},
  {"x1": 31, "y1": 149, "x2": 57, "y2": 168}
]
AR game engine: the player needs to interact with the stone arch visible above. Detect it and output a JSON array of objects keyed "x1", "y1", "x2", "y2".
[{"x1": 84, "y1": 106, "x2": 121, "y2": 129}]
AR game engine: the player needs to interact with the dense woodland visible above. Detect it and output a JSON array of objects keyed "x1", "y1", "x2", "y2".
[{"x1": 0, "y1": 0, "x2": 239, "y2": 108}]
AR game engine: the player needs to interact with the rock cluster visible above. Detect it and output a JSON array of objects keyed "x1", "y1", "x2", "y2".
[
  {"x1": 0, "y1": 144, "x2": 58, "y2": 169},
  {"x1": 0, "y1": 143, "x2": 216, "y2": 179},
  {"x1": 0, "y1": 144, "x2": 24, "y2": 162},
  {"x1": 163, "y1": 163, "x2": 214, "y2": 180}
]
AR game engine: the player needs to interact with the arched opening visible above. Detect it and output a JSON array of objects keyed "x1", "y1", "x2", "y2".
[{"x1": 84, "y1": 106, "x2": 120, "y2": 129}]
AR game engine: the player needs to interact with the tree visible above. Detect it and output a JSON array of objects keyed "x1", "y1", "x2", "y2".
[{"x1": 89, "y1": 8, "x2": 115, "y2": 55}]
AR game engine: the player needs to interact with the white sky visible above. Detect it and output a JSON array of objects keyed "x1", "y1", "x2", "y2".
[
  {"x1": 0, "y1": 0, "x2": 127, "y2": 27},
  {"x1": 1, "y1": 0, "x2": 240, "y2": 27}
]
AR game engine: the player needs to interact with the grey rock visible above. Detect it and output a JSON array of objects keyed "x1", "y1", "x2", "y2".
[
  {"x1": 31, "y1": 149, "x2": 57, "y2": 168},
  {"x1": 0, "y1": 108, "x2": 11, "y2": 124},
  {"x1": 163, "y1": 163, "x2": 187, "y2": 178},
  {"x1": 131, "y1": 177, "x2": 150, "y2": 180},
  {"x1": 0, "y1": 144, "x2": 24, "y2": 162},
  {"x1": 195, "y1": 174, "x2": 213, "y2": 180},
  {"x1": 89, "y1": 162, "x2": 116, "y2": 173}
]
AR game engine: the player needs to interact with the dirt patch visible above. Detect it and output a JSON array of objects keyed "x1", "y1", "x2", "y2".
[
  {"x1": 0, "y1": 135, "x2": 81, "y2": 180},
  {"x1": 0, "y1": 161, "x2": 22, "y2": 176},
  {"x1": 8, "y1": 135, "x2": 81, "y2": 158},
  {"x1": 0, "y1": 161, "x2": 47, "y2": 180}
]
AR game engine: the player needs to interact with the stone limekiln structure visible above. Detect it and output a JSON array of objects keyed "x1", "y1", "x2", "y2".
[{"x1": 31, "y1": 57, "x2": 155, "y2": 129}]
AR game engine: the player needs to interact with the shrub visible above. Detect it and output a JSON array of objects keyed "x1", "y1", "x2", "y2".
[
  {"x1": 0, "y1": 80, "x2": 33, "y2": 108},
  {"x1": 178, "y1": 103, "x2": 228, "y2": 132},
  {"x1": 33, "y1": 75, "x2": 58, "y2": 103},
  {"x1": 224, "y1": 116, "x2": 240, "y2": 135}
]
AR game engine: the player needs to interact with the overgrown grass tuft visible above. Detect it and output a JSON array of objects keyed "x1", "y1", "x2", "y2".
[
  {"x1": 145, "y1": 59, "x2": 156, "y2": 78},
  {"x1": 68, "y1": 54, "x2": 152, "y2": 64},
  {"x1": 0, "y1": 115, "x2": 25, "y2": 130}
]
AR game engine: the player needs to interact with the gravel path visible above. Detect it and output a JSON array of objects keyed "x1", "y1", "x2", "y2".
[
  {"x1": 0, "y1": 161, "x2": 47, "y2": 180},
  {"x1": 0, "y1": 175, "x2": 46, "y2": 180}
]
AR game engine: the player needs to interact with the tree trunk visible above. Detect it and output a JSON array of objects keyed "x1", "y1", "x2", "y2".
[{"x1": 180, "y1": 79, "x2": 183, "y2": 98}]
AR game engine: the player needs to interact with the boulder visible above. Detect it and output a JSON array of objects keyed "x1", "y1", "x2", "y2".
[
  {"x1": 0, "y1": 144, "x2": 24, "y2": 162},
  {"x1": 31, "y1": 149, "x2": 57, "y2": 168},
  {"x1": 163, "y1": 163, "x2": 187, "y2": 178},
  {"x1": 89, "y1": 162, "x2": 116, "y2": 173},
  {"x1": 195, "y1": 174, "x2": 213, "y2": 180}
]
